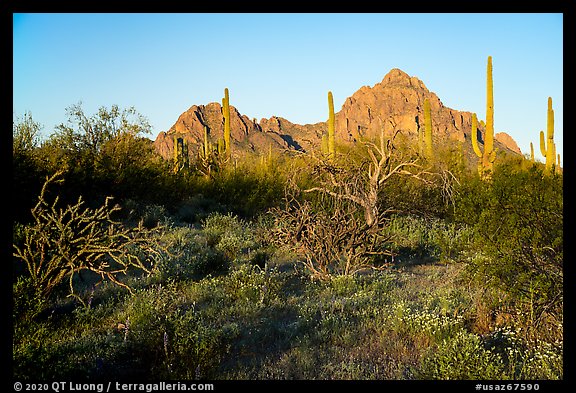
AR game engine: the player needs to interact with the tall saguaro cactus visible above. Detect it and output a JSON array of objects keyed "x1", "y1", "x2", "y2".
[
  {"x1": 539, "y1": 97, "x2": 556, "y2": 173},
  {"x1": 423, "y1": 98, "x2": 433, "y2": 160},
  {"x1": 484, "y1": 56, "x2": 495, "y2": 172},
  {"x1": 328, "y1": 91, "x2": 336, "y2": 158},
  {"x1": 471, "y1": 56, "x2": 496, "y2": 178},
  {"x1": 223, "y1": 88, "x2": 231, "y2": 159}
]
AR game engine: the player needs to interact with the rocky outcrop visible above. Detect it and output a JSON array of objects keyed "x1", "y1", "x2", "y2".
[
  {"x1": 495, "y1": 132, "x2": 522, "y2": 155},
  {"x1": 154, "y1": 103, "x2": 290, "y2": 160},
  {"x1": 335, "y1": 68, "x2": 469, "y2": 144},
  {"x1": 154, "y1": 68, "x2": 523, "y2": 163}
]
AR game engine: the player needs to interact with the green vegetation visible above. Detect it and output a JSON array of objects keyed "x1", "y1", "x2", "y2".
[
  {"x1": 173, "y1": 136, "x2": 189, "y2": 173},
  {"x1": 423, "y1": 98, "x2": 433, "y2": 160},
  {"x1": 540, "y1": 97, "x2": 556, "y2": 174},
  {"x1": 472, "y1": 56, "x2": 496, "y2": 178},
  {"x1": 12, "y1": 91, "x2": 562, "y2": 380},
  {"x1": 327, "y1": 91, "x2": 336, "y2": 158},
  {"x1": 223, "y1": 87, "x2": 231, "y2": 159}
]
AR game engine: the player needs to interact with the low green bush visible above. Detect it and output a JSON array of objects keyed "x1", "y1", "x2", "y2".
[{"x1": 419, "y1": 330, "x2": 505, "y2": 379}]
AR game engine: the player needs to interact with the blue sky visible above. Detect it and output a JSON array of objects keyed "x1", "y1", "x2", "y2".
[{"x1": 13, "y1": 13, "x2": 563, "y2": 164}]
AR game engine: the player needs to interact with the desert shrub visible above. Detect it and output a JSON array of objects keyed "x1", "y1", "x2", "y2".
[
  {"x1": 112, "y1": 283, "x2": 229, "y2": 379},
  {"x1": 140, "y1": 204, "x2": 172, "y2": 228},
  {"x1": 154, "y1": 226, "x2": 228, "y2": 282},
  {"x1": 162, "y1": 310, "x2": 227, "y2": 379},
  {"x1": 383, "y1": 214, "x2": 474, "y2": 263},
  {"x1": 418, "y1": 330, "x2": 505, "y2": 379},
  {"x1": 456, "y1": 163, "x2": 562, "y2": 334},
  {"x1": 484, "y1": 326, "x2": 563, "y2": 380},
  {"x1": 202, "y1": 212, "x2": 257, "y2": 261},
  {"x1": 13, "y1": 276, "x2": 47, "y2": 323},
  {"x1": 193, "y1": 163, "x2": 286, "y2": 218},
  {"x1": 173, "y1": 194, "x2": 227, "y2": 224}
]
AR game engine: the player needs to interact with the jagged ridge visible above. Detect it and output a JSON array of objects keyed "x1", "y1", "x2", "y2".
[{"x1": 153, "y1": 68, "x2": 521, "y2": 161}]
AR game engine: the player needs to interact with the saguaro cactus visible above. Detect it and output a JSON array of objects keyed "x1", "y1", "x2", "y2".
[
  {"x1": 471, "y1": 56, "x2": 496, "y2": 178},
  {"x1": 198, "y1": 125, "x2": 213, "y2": 177},
  {"x1": 223, "y1": 88, "x2": 231, "y2": 159},
  {"x1": 328, "y1": 91, "x2": 335, "y2": 158},
  {"x1": 471, "y1": 113, "x2": 481, "y2": 156},
  {"x1": 217, "y1": 138, "x2": 225, "y2": 157},
  {"x1": 321, "y1": 133, "x2": 329, "y2": 155},
  {"x1": 484, "y1": 56, "x2": 495, "y2": 171},
  {"x1": 202, "y1": 125, "x2": 210, "y2": 158},
  {"x1": 539, "y1": 97, "x2": 556, "y2": 173},
  {"x1": 423, "y1": 98, "x2": 433, "y2": 160},
  {"x1": 173, "y1": 136, "x2": 189, "y2": 173}
]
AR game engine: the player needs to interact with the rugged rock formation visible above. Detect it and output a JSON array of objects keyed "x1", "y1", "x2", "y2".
[
  {"x1": 154, "y1": 103, "x2": 289, "y2": 160},
  {"x1": 495, "y1": 132, "x2": 522, "y2": 155},
  {"x1": 154, "y1": 68, "x2": 522, "y2": 163},
  {"x1": 335, "y1": 68, "x2": 469, "y2": 143}
]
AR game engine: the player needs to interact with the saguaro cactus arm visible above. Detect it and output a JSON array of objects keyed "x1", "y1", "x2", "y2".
[
  {"x1": 471, "y1": 113, "x2": 482, "y2": 158},
  {"x1": 539, "y1": 130, "x2": 547, "y2": 157}
]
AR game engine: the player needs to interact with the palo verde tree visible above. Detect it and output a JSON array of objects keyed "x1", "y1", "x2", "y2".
[
  {"x1": 52, "y1": 102, "x2": 151, "y2": 157},
  {"x1": 13, "y1": 111, "x2": 41, "y2": 155},
  {"x1": 455, "y1": 162, "x2": 563, "y2": 335},
  {"x1": 13, "y1": 112, "x2": 46, "y2": 222},
  {"x1": 38, "y1": 102, "x2": 171, "y2": 205}
]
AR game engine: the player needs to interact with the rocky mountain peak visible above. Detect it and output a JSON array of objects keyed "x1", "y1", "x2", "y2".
[
  {"x1": 154, "y1": 68, "x2": 522, "y2": 163},
  {"x1": 381, "y1": 68, "x2": 428, "y2": 91}
]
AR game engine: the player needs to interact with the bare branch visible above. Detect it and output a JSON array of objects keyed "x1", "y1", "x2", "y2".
[{"x1": 13, "y1": 172, "x2": 167, "y2": 303}]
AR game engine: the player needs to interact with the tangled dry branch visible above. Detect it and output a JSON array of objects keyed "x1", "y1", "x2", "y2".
[
  {"x1": 13, "y1": 171, "x2": 167, "y2": 303},
  {"x1": 272, "y1": 130, "x2": 457, "y2": 280}
]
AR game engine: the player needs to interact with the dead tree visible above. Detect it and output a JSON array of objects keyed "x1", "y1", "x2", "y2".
[{"x1": 272, "y1": 130, "x2": 455, "y2": 280}]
